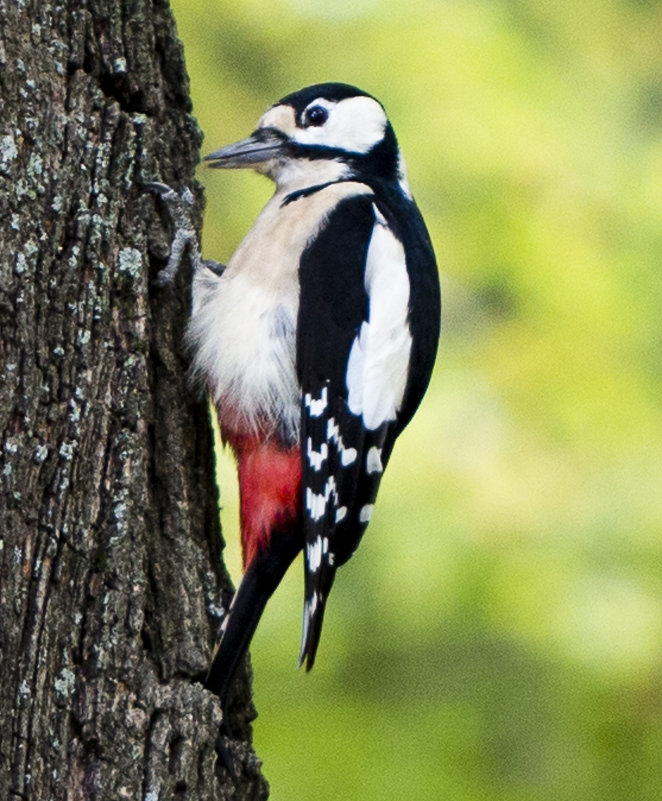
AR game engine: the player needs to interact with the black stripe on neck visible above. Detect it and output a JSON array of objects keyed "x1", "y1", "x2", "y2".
[{"x1": 281, "y1": 179, "x2": 355, "y2": 207}]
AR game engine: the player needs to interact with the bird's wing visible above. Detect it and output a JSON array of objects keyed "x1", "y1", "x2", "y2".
[{"x1": 296, "y1": 191, "x2": 411, "y2": 669}]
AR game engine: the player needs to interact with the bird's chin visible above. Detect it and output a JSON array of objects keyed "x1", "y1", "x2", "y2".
[{"x1": 252, "y1": 159, "x2": 280, "y2": 179}]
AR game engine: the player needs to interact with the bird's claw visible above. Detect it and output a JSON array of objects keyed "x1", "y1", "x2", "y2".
[
  {"x1": 145, "y1": 180, "x2": 199, "y2": 286},
  {"x1": 146, "y1": 180, "x2": 195, "y2": 207}
]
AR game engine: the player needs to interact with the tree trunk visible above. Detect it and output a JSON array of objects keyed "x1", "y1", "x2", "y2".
[{"x1": 0, "y1": 1, "x2": 267, "y2": 798}]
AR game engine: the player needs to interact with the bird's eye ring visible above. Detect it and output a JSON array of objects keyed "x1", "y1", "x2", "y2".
[{"x1": 305, "y1": 105, "x2": 328, "y2": 127}]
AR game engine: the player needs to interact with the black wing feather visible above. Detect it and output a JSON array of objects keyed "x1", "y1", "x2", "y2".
[
  {"x1": 296, "y1": 193, "x2": 388, "y2": 668},
  {"x1": 296, "y1": 186, "x2": 440, "y2": 669}
]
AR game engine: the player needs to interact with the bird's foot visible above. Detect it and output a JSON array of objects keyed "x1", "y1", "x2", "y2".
[{"x1": 146, "y1": 181, "x2": 225, "y2": 286}]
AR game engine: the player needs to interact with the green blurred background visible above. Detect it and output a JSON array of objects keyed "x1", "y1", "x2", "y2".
[{"x1": 169, "y1": 1, "x2": 662, "y2": 798}]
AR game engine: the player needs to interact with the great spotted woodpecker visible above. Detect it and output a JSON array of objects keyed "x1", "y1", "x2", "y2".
[{"x1": 152, "y1": 83, "x2": 440, "y2": 717}]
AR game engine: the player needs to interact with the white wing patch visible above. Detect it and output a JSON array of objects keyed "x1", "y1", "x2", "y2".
[{"x1": 346, "y1": 206, "x2": 412, "y2": 430}]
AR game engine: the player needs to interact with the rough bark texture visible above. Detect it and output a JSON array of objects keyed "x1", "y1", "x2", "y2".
[{"x1": 0, "y1": 2, "x2": 267, "y2": 799}]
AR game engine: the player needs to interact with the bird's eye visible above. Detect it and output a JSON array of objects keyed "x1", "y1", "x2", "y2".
[{"x1": 305, "y1": 105, "x2": 328, "y2": 127}]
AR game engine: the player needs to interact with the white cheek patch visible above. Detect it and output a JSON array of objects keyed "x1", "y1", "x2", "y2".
[
  {"x1": 346, "y1": 206, "x2": 412, "y2": 430},
  {"x1": 294, "y1": 96, "x2": 387, "y2": 154}
]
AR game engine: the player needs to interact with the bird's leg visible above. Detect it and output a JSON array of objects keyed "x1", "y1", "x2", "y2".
[{"x1": 145, "y1": 181, "x2": 225, "y2": 285}]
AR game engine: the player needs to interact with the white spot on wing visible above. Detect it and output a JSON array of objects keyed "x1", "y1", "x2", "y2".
[
  {"x1": 306, "y1": 487, "x2": 326, "y2": 522},
  {"x1": 366, "y1": 446, "x2": 383, "y2": 474},
  {"x1": 307, "y1": 537, "x2": 323, "y2": 572},
  {"x1": 359, "y1": 504, "x2": 374, "y2": 524},
  {"x1": 341, "y1": 447, "x2": 357, "y2": 466},
  {"x1": 305, "y1": 386, "x2": 328, "y2": 417},
  {"x1": 335, "y1": 506, "x2": 347, "y2": 523},
  {"x1": 346, "y1": 207, "x2": 412, "y2": 430},
  {"x1": 305, "y1": 477, "x2": 338, "y2": 522},
  {"x1": 327, "y1": 418, "x2": 357, "y2": 466},
  {"x1": 307, "y1": 438, "x2": 328, "y2": 471}
]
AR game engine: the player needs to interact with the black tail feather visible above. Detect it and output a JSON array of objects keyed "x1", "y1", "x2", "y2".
[
  {"x1": 298, "y1": 561, "x2": 337, "y2": 671},
  {"x1": 205, "y1": 571, "x2": 269, "y2": 706},
  {"x1": 205, "y1": 530, "x2": 301, "y2": 709}
]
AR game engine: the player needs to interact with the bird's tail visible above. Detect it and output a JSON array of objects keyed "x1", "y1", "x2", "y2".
[
  {"x1": 298, "y1": 560, "x2": 337, "y2": 672},
  {"x1": 205, "y1": 530, "x2": 300, "y2": 709}
]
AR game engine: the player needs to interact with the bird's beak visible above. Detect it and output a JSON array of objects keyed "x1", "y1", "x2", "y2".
[{"x1": 204, "y1": 129, "x2": 287, "y2": 169}]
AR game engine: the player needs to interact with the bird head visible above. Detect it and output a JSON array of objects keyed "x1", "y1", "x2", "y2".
[{"x1": 204, "y1": 83, "x2": 408, "y2": 194}]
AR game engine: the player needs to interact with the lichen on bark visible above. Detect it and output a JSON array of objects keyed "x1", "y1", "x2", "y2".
[{"x1": 0, "y1": 2, "x2": 267, "y2": 799}]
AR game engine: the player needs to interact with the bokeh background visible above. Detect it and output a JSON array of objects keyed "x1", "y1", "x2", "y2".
[{"x1": 169, "y1": 1, "x2": 662, "y2": 798}]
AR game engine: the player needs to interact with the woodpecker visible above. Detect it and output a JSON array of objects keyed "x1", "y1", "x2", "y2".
[{"x1": 154, "y1": 83, "x2": 440, "y2": 716}]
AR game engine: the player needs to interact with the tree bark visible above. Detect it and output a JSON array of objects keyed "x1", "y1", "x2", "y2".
[{"x1": 0, "y1": 1, "x2": 267, "y2": 799}]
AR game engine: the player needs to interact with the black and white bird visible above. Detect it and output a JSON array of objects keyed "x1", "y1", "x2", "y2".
[{"x1": 176, "y1": 83, "x2": 440, "y2": 713}]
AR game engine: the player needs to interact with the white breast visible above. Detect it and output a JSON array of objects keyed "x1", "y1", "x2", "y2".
[{"x1": 187, "y1": 181, "x2": 373, "y2": 442}]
